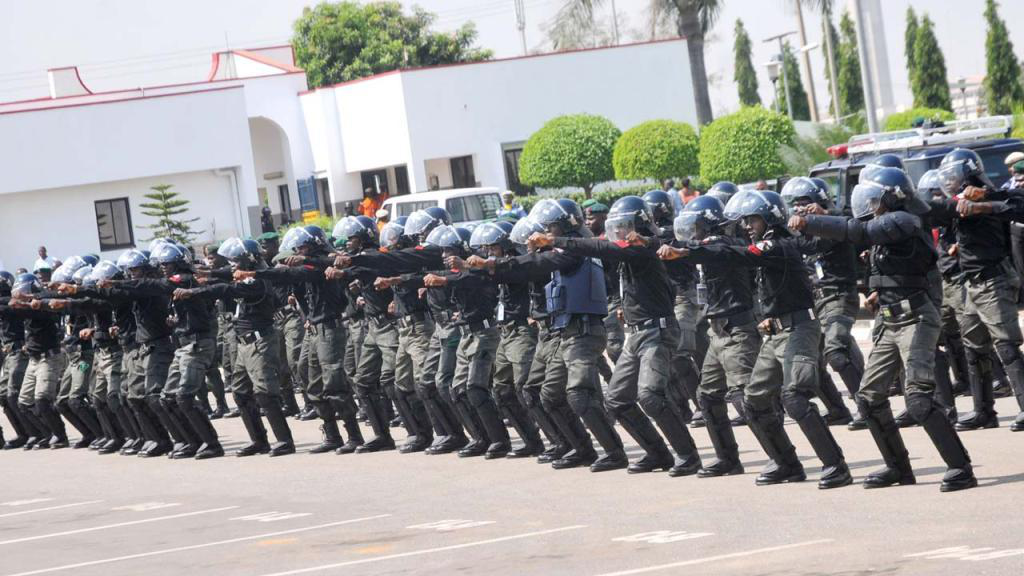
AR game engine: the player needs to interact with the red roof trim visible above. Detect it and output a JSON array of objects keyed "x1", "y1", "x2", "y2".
[
  {"x1": 298, "y1": 37, "x2": 684, "y2": 95},
  {"x1": 232, "y1": 49, "x2": 301, "y2": 73},
  {"x1": 0, "y1": 85, "x2": 244, "y2": 116},
  {"x1": 206, "y1": 52, "x2": 221, "y2": 81}
]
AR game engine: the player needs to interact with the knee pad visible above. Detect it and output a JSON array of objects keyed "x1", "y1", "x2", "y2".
[
  {"x1": 313, "y1": 401, "x2": 335, "y2": 421},
  {"x1": 636, "y1": 392, "x2": 668, "y2": 420},
  {"x1": 519, "y1": 387, "x2": 541, "y2": 410},
  {"x1": 158, "y1": 396, "x2": 178, "y2": 412},
  {"x1": 466, "y1": 386, "x2": 491, "y2": 409},
  {"x1": 566, "y1": 388, "x2": 599, "y2": 418},
  {"x1": 994, "y1": 342, "x2": 1023, "y2": 366},
  {"x1": 330, "y1": 397, "x2": 357, "y2": 421},
  {"x1": 905, "y1": 392, "x2": 935, "y2": 423},
  {"x1": 825, "y1": 350, "x2": 851, "y2": 374},
  {"x1": 107, "y1": 396, "x2": 121, "y2": 412},
  {"x1": 253, "y1": 392, "x2": 273, "y2": 409},
  {"x1": 68, "y1": 397, "x2": 86, "y2": 412},
  {"x1": 35, "y1": 397, "x2": 54, "y2": 415},
  {"x1": 780, "y1": 389, "x2": 814, "y2": 421},
  {"x1": 0, "y1": 395, "x2": 9, "y2": 410},
  {"x1": 56, "y1": 397, "x2": 71, "y2": 411}
]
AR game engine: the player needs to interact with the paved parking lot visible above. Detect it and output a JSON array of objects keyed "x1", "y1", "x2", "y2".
[{"x1": 2, "y1": 324, "x2": 1023, "y2": 576}]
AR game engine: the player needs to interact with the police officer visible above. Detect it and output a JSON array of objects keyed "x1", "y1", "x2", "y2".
[
  {"x1": 550, "y1": 196, "x2": 703, "y2": 476},
  {"x1": 178, "y1": 238, "x2": 296, "y2": 457},
  {"x1": 793, "y1": 166, "x2": 977, "y2": 491},
  {"x1": 478, "y1": 199, "x2": 627, "y2": 471},
  {"x1": 582, "y1": 200, "x2": 626, "y2": 379},
  {"x1": 0, "y1": 270, "x2": 39, "y2": 449},
  {"x1": 467, "y1": 221, "x2": 546, "y2": 458},
  {"x1": 689, "y1": 190, "x2": 852, "y2": 488},
  {"x1": 248, "y1": 225, "x2": 363, "y2": 454},
  {"x1": 780, "y1": 177, "x2": 862, "y2": 426},
  {"x1": 928, "y1": 149, "x2": 1024, "y2": 432}
]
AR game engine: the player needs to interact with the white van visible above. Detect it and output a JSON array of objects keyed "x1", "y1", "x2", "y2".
[{"x1": 379, "y1": 187, "x2": 504, "y2": 228}]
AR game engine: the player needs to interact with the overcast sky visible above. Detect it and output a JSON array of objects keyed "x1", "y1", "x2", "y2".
[{"x1": 2, "y1": 0, "x2": 1020, "y2": 118}]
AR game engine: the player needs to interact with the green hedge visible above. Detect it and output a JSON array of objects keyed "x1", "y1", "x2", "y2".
[
  {"x1": 519, "y1": 114, "x2": 621, "y2": 195},
  {"x1": 518, "y1": 184, "x2": 662, "y2": 214},
  {"x1": 698, "y1": 106, "x2": 795, "y2": 184},
  {"x1": 612, "y1": 120, "x2": 699, "y2": 182},
  {"x1": 883, "y1": 107, "x2": 954, "y2": 131}
]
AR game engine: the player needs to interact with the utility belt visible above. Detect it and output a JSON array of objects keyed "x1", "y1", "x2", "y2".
[
  {"x1": 813, "y1": 284, "x2": 854, "y2": 301},
  {"x1": 177, "y1": 332, "x2": 212, "y2": 346},
  {"x1": 237, "y1": 330, "x2": 268, "y2": 345},
  {"x1": 761, "y1": 308, "x2": 815, "y2": 336},
  {"x1": 368, "y1": 314, "x2": 397, "y2": 329},
  {"x1": 880, "y1": 291, "x2": 930, "y2": 322},
  {"x1": 626, "y1": 316, "x2": 672, "y2": 334},
  {"x1": 432, "y1": 309, "x2": 456, "y2": 325},
  {"x1": 500, "y1": 317, "x2": 531, "y2": 332},
  {"x1": 459, "y1": 317, "x2": 496, "y2": 336},
  {"x1": 868, "y1": 275, "x2": 928, "y2": 290},
  {"x1": 398, "y1": 310, "x2": 429, "y2": 329},
  {"x1": 708, "y1": 309, "x2": 756, "y2": 334},
  {"x1": 941, "y1": 269, "x2": 964, "y2": 285},
  {"x1": 553, "y1": 314, "x2": 602, "y2": 337},
  {"x1": 308, "y1": 317, "x2": 340, "y2": 335},
  {"x1": 965, "y1": 264, "x2": 1004, "y2": 286},
  {"x1": 141, "y1": 335, "x2": 172, "y2": 353},
  {"x1": 28, "y1": 348, "x2": 61, "y2": 361}
]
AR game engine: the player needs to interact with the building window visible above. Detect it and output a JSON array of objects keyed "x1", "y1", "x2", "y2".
[
  {"x1": 277, "y1": 184, "x2": 293, "y2": 225},
  {"x1": 395, "y1": 165, "x2": 410, "y2": 196},
  {"x1": 360, "y1": 169, "x2": 390, "y2": 197},
  {"x1": 450, "y1": 155, "x2": 475, "y2": 188},
  {"x1": 502, "y1": 146, "x2": 533, "y2": 195},
  {"x1": 94, "y1": 198, "x2": 134, "y2": 250}
]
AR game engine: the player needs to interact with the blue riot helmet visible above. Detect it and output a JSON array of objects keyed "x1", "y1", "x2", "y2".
[
  {"x1": 642, "y1": 190, "x2": 676, "y2": 226},
  {"x1": 937, "y1": 148, "x2": 993, "y2": 197},
  {"x1": 280, "y1": 225, "x2": 328, "y2": 254},
  {"x1": 72, "y1": 265, "x2": 94, "y2": 286},
  {"x1": 510, "y1": 216, "x2": 545, "y2": 246},
  {"x1": 0, "y1": 270, "x2": 15, "y2": 292},
  {"x1": 859, "y1": 153, "x2": 906, "y2": 184},
  {"x1": 532, "y1": 198, "x2": 583, "y2": 237},
  {"x1": 851, "y1": 166, "x2": 924, "y2": 220},
  {"x1": 674, "y1": 196, "x2": 726, "y2": 242},
  {"x1": 424, "y1": 225, "x2": 470, "y2": 256},
  {"x1": 333, "y1": 215, "x2": 379, "y2": 248},
  {"x1": 11, "y1": 273, "x2": 41, "y2": 297},
  {"x1": 605, "y1": 196, "x2": 657, "y2": 243},
  {"x1": 405, "y1": 207, "x2": 452, "y2": 243},
  {"x1": 90, "y1": 261, "x2": 124, "y2": 283},
  {"x1": 51, "y1": 262, "x2": 79, "y2": 284},
  {"x1": 781, "y1": 177, "x2": 831, "y2": 209},
  {"x1": 80, "y1": 254, "x2": 100, "y2": 266},
  {"x1": 116, "y1": 250, "x2": 150, "y2": 271},
  {"x1": 217, "y1": 237, "x2": 264, "y2": 269},
  {"x1": 379, "y1": 216, "x2": 409, "y2": 250},
  {"x1": 705, "y1": 181, "x2": 739, "y2": 206}
]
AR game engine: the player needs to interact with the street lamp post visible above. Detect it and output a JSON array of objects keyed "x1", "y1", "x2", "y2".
[
  {"x1": 957, "y1": 77, "x2": 968, "y2": 119},
  {"x1": 764, "y1": 56, "x2": 782, "y2": 114},
  {"x1": 764, "y1": 31, "x2": 797, "y2": 120}
]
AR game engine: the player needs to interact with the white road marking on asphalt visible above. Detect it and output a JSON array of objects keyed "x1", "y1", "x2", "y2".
[
  {"x1": 0, "y1": 506, "x2": 239, "y2": 546},
  {"x1": 592, "y1": 538, "x2": 834, "y2": 576},
  {"x1": 1, "y1": 515, "x2": 391, "y2": 576},
  {"x1": 255, "y1": 524, "x2": 587, "y2": 576},
  {"x1": 0, "y1": 501, "x2": 104, "y2": 519},
  {"x1": 111, "y1": 502, "x2": 181, "y2": 512},
  {"x1": 1, "y1": 499, "x2": 54, "y2": 507},
  {"x1": 905, "y1": 546, "x2": 1024, "y2": 562},
  {"x1": 406, "y1": 519, "x2": 495, "y2": 531},
  {"x1": 612, "y1": 531, "x2": 714, "y2": 544},
  {"x1": 231, "y1": 512, "x2": 313, "y2": 523}
]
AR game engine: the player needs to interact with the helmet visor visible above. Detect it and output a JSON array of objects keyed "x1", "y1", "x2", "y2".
[
  {"x1": 604, "y1": 214, "x2": 636, "y2": 243},
  {"x1": 850, "y1": 183, "x2": 885, "y2": 220},
  {"x1": 280, "y1": 227, "x2": 313, "y2": 252},
  {"x1": 217, "y1": 237, "x2": 248, "y2": 262},
  {"x1": 423, "y1": 225, "x2": 460, "y2": 249},
  {"x1": 404, "y1": 211, "x2": 436, "y2": 237},
  {"x1": 674, "y1": 212, "x2": 706, "y2": 242},
  {"x1": 91, "y1": 261, "x2": 122, "y2": 282},
  {"x1": 51, "y1": 263, "x2": 76, "y2": 284},
  {"x1": 12, "y1": 277, "x2": 39, "y2": 296},
  {"x1": 510, "y1": 217, "x2": 544, "y2": 246},
  {"x1": 937, "y1": 161, "x2": 969, "y2": 198},
  {"x1": 380, "y1": 223, "x2": 403, "y2": 248},
  {"x1": 722, "y1": 190, "x2": 760, "y2": 222}
]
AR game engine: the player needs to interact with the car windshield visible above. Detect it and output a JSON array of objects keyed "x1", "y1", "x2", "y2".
[
  {"x1": 395, "y1": 200, "x2": 438, "y2": 217},
  {"x1": 446, "y1": 194, "x2": 500, "y2": 223}
]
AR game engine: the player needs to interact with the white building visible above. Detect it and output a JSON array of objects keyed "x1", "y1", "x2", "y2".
[{"x1": 0, "y1": 39, "x2": 695, "y2": 270}]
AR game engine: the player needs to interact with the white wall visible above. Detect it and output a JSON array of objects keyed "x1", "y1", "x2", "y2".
[{"x1": 0, "y1": 170, "x2": 240, "y2": 271}]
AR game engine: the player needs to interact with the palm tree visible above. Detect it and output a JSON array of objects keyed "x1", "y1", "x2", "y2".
[
  {"x1": 546, "y1": 1, "x2": 621, "y2": 50},
  {"x1": 659, "y1": 1, "x2": 723, "y2": 126},
  {"x1": 800, "y1": 0, "x2": 841, "y2": 120}
]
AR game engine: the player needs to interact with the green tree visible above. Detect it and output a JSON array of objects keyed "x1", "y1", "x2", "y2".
[
  {"x1": 904, "y1": 7, "x2": 918, "y2": 91},
  {"x1": 883, "y1": 107, "x2": 955, "y2": 131},
  {"x1": 733, "y1": 19, "x2": 760, "y2": 106},
  {"x1": 655, "y1": 1, "x2": 723, "y2": 126},
  {"x1": 984, "y1": 0, "x2": 1024, "y2": 115},
  {"x1": 779, "y1": 123, "x2": 851, "y2": 177},
  {"x1": 773, "y1": 41, "x2": 810, "y2": 121},
  {"x1": 292, "y1": 1, "x2": 492, "y2": 88},
  {"x1": 911, "y1": 15, "x2": 952, "y2": 111},
  {"x1": 140, "y1": 184, "x2": 200, "y2": 244},
  {"x1": 698, "y1": 106, "x2": 795, "y2": 184},
  {"x1": 838, "y1": 9, "x2": 864, "y2": 117},
  {"x1": 519, "y1": 114, "x2": 621, "y2": 198},
  {"x1": 613, "y1": 120, "x2": 700, "y2": 181}
]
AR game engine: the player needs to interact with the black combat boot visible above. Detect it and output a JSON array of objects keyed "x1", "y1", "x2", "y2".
[
  {"x1": 746, "y1": 405, "x2": 805, "y2": 485},
  {"x1": 235, "y1": 396, "x2": 270, "y2": 457},
  {"x1": 615, "y1": 406, "x2": 673, "y2": 474},
  {"x1": 356, "y1": 394, "x2": 396, "y2": 453},
  {"x1": 697, "y1": 402, "x2": 744, "y2": 478},
  {"x1": 861, "y1": 402, "x2": 916, "y2": 488}
]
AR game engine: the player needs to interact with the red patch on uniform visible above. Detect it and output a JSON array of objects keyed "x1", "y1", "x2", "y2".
[
  {"x1": 415, "y1": 245, "x2": 424, "y2": 251},
  {"x1": 303, "y1": 264, "x2": 315, "y2": 270},
  {"x1": 613, "y1": 240, "x2": 629, "y2": 248},
  {"x1": 747, "y1": 244, "x2": 763, "y2": 256},
  {"x1": 449, "y1": 268, "x2": 459, "y2": 273},
  {"x1": 169, "y1": 274, "x2": 183, "y2": 283}
]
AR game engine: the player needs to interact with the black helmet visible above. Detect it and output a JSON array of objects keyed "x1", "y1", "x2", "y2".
[
  {"x1": 937, "y1": 148, "x2": 993, "y2": 197},
  {"x1": 510, "y1": 216, "x2": 545, "y2": 246},
  {"x1": 642, "y1": 190, "x2": 675, "y2": 225},
  {"x1": 281, "y1": 225, "x2": 329, "y2": 253},
  {"x1": 674, "y1": 195, "x2": 726, "y2": 242},
  {"x1": 81, "y1": 254, "x2": 100, "y2": 267},
  {"x1": 379, "y1": 216, "x2": 408, "y2": 250},
  {"x1": 72, "y1": 265, "x2": 94, "y2": 286},
  {"x1": 916, "y1": 169, "x2": 943, "y2": 203},
  {"x1": 150, "y1": 242, "x2": 191, "y2": 267},
  {"x1": 781, "y1": 176, "x2": 831, "y2": 208},
  {"x1": 606, "y1": 196, "x2": 656, "y2": 243},
  {"x1": 217, "y1": 237, "x2": 264, "y2": 269},
  {"x1": 405, "y1": 207, "x2": 452, "y2": 241},
  {"x1": 469, "y1": 222, "x2": 512, "y2": 249},
  {"x1": 90, "y1": 260, "x2": 124, "y2": 283},
  {"x1": 705, "y1": 181, "x2": 739, "y2": 206},
  {"x1": 332, "y1": 216, "x2": 379, "y2": 246},
  {"x1": 424, "y1": 225, "x2": 470, "y2": 254},
  {"x1": 116, "y1": 249, "x2": 150, "y2": 271},
  {"x1": 531, "y1": 198, "x2": 583, "y2": 236},
  {"x1": 722, "y1": 189, "x2": 759, "y2": 222},
  {"x1": 724, "y1": 190, "x2": 788, "y2": 228},
  {"x1": 851, "y1": 166, "x2": 925, "y2": 220},
  {"x1": 11, "y1": 273, "x2": 41, "y2": 297},
  {"x1": 0, "y1": 270, "x2": 14, "y2": 292},
  {"x1": 860, "y1": 153, "x2": 906, "y2": 184}
]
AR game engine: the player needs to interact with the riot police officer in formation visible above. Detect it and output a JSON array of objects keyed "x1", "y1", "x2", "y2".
[{"x1": 10, "y1": 149, "x2": 1024, "y2": 495}]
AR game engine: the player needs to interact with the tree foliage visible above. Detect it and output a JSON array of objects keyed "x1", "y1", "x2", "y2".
[
  {"x1": 139, "y1": 184, "x2": 200, "y2": 244},
  {"x1": 911, "y1": 15, "x2": 952, "y2": 111},
  {"x1": 698, "y1": 106, "x2": 795, "y2": 184},
  {"x1": 519, "y1": 114, "x2": 621, "y2": 198},
  {"x1": 612, "y1": 120, "x2": 700, "y2": 181},
  {"x1": 904, "y1": 7, "x2": 918, "y2": 90},
  {"x1": 733, "y1": 19, "x2": 760, "y2": 107},
  {"x1": 659, "y1": 0, "x2": 723, "y2": 125},
  {"x1": 837, "y1": 10, "x2": 864, "y2": 116},
  {"x1": 779, "y1": 123, "x2": 851, "y2": 177},
  {"x1": 292, "y1": 1, "x2": 493, "y2": 88},
  {"x1": 883, "y1": 107, "x2": 955, "y2": 131},
  {"x1": 773, "y1": 41, "x2": 810, "y2": 121},
  {"x1": 984, "y1": 0, "x2": 1024, "y2": 115}
]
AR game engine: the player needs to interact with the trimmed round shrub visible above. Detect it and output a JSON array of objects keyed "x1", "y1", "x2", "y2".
[
  {"x1": 698, "y1": 106, "x2": 796, "y2": 184},
  {"x1": 519, "y1": 114, "x2": 620, "y2": 196},
  {"x1": 613, "y1": 120, "x2": 700, "y2": 182}
]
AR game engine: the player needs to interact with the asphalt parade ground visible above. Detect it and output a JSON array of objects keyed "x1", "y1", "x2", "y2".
[{"x1": 1, "y1": 324, "x2": 1023, "y2": 576}]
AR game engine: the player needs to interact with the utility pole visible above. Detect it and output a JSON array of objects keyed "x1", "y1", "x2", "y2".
[
  {"x1": 764, "y1": 31, "x2": 798, "y2": 120},
  {"x1": 823, "y1": 7, "x2": 841, "y2": 122},
  {"x1": 793, "y1": 2, "x2": 819, "y2": 122},
  {"x1": 610, "y1": 0, "x2": 620, "y2": 45},
  {"x1": 514, "y1": 0, "x2": 527, "y2": 56},
  {"x1": 852, "y1": 0, "x2": 879, "y2": 133}
]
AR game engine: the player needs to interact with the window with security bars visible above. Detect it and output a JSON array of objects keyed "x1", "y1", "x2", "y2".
[{"x1": 95, "y1": 198, "x2": 134, "y2": 250}]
